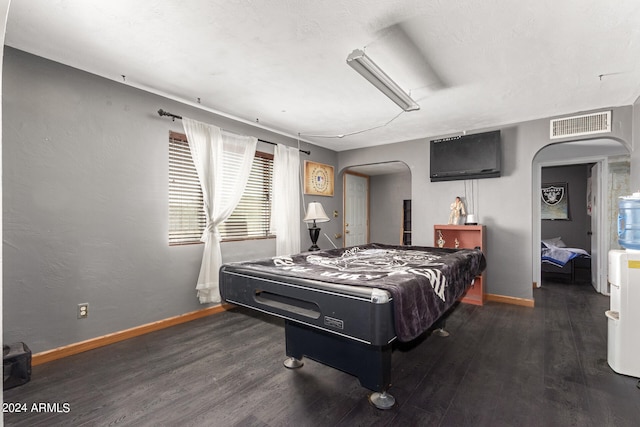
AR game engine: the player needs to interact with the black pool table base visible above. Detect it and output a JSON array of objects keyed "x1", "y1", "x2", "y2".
[
  {"x1": 285, "y1": 351, "x2": 396, "y2": 409},
  {"x1": 283, "y1": 320, "x2": 395, "y2": 409},
  {"x1": 281, "y1": 317, "x2": 451, "y2": 410}
]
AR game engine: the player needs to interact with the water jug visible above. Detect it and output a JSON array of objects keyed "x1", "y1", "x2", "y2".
[{"x1": 618, "y1": 192, "x2": 640, "y2": 250}]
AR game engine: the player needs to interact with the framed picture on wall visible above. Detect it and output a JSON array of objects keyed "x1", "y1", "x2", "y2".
[
  {"x1": 304, "y1": 161, "x2": 334, "y2": 196},
  {"x1": 541, "y1": 182, "x2": 570, "y2": 220}
]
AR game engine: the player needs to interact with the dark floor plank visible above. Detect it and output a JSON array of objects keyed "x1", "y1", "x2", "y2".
[{"x1": 5, "y1": 281, "x2": 640, "y2": 426}]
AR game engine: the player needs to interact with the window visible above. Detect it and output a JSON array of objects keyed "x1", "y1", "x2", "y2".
[
  {"x1": 168, "y1": 131, "x2": 274, "y2": 245},
  {"x1": 219, "y1": 151, "x2": 274, "y2": 240},
  {"x1": 169, "y1": 132, "x2": 205, "y2": 245}
]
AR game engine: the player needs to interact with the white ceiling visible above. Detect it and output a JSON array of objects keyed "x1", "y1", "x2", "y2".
[{"x1": 5, "y1": 1, "x2": 640, "y2": 152}]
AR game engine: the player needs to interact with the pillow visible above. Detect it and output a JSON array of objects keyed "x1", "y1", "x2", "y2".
[{"x1": 542, "y1": 237, "x2": 567, "y2": 248}]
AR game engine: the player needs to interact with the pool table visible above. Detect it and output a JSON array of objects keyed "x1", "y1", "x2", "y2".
[{"x1": 219, "y1": 243, "x2": 485, "y2": 409}]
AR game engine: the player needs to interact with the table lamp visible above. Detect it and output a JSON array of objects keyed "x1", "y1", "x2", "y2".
[{"x1": 303, "y1": 201, "x2": 330, "y2": 251}]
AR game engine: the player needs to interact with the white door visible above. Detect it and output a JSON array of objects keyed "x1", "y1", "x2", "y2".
[{"x1": 344, "y1": 173, "x2": 369, "y2": 247}]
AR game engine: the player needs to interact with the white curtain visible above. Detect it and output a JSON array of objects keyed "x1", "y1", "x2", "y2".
[
  {"x1": 270, "y1": 144, "x2": 301, "y2": 256},
  {"x1": 182, "y1": 117, "x2": 257, "y2": 303}
]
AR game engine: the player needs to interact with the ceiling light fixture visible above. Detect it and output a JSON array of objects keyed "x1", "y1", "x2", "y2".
[{"x1": 346, "y1": 49, "x2": 420, "y2": 112}]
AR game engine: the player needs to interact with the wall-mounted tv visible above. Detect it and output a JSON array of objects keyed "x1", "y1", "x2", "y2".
[{"x1": 430, "y1": 130, "x2": 501, "y2": 182}]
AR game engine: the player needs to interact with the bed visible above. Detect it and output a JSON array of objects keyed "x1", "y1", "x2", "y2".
[
  {"x1": 219, "y1": 243, "x2": 486, "y2": 409},
  {"x1": 541, "y1": 237, "x2": 591, "y2": 283}
]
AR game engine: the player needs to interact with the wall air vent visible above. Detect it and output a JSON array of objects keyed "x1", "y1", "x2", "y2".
[{"x1": 549, "y1": 111, "x2": 611, "y2": 139}]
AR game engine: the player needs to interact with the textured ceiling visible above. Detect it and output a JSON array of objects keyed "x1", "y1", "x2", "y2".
[{"x1": 5, "y1": 0, "x2": 640, "y2": 151}]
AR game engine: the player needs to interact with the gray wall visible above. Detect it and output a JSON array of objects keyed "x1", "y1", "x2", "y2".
[
  {"x1": 2, "y1": 48, "x2": 341, "y2": 352},
  {"x1": 369, "y1": 171, "x2": 411, "y2": 244},
  {"x1": 339, "y1": 108, "x2": 634, "y2": 301},
  {"x1": 541, "y1": 164, "x2": 591, "y2": 251},
  {"x1": 3, "y1": 46, "x2": 638, "y2": 352}
]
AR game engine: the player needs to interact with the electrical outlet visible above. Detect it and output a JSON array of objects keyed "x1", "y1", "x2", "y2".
[{"x1": 77, "y1": 303, "x2": 89, "y2": 319}]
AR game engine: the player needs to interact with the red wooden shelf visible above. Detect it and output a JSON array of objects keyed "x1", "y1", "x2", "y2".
[{"x1": 434, "y1": 224, "x2": 486, "y2": 306}]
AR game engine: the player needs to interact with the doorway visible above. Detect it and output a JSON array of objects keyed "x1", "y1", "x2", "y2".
[
  {"x1": 532, "y1": 139, "x2": 630, "y2": 295},
  {"x1": 540, "y1": 163, "x2": 596, "y2": 287},
  {"x1": 342, "y1": 161, "x2": 411, "y2": 247}
]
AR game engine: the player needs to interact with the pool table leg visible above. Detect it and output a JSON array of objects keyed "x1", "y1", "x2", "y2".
[
  {"x1": 431, "y1": 317, "x2": 450, "y2": 337},
  {"x1": 283, "y1": 357, "x2": 303, "y2": 369},
  {"x1": 369, "y1": 391, "x2": 396, "y2": 410}
]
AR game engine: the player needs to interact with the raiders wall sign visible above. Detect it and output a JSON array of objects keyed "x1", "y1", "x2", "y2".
[{"x1": 541, "y1": 182, "x2": 569, "y2": 220}]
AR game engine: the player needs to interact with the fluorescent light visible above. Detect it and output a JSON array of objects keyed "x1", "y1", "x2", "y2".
[{"x1": 346, "y1": 49, "x2": 420, "y2": 112}]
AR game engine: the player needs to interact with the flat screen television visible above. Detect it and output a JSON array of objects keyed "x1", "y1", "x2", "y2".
[{"x1": 430, "y1": 130, "x2": 501, "y2": 182}]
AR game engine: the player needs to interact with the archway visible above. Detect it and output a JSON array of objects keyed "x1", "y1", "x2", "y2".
[{"x1": 532, "y1": 138, "x2": 630, "y2": 294}]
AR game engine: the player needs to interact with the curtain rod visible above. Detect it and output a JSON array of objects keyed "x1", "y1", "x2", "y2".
[{"x1": 157, "y1": 109, "x2": 310, "y2": 155}]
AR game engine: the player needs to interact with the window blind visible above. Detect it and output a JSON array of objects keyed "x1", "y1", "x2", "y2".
[
  {"x1": 168, "y1": 131, "x2": 273, "y2": 245},
  {"x1": 169, "y1": 132, "x2": 206, "y2": 245},
  {"x1": 218, "y1": 152, "x2": 274, "y2": 240}
]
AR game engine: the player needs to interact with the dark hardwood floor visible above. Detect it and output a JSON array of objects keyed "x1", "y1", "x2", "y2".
[{"x1": 5, "y1": 281, "x2": 640, "y2": 426}]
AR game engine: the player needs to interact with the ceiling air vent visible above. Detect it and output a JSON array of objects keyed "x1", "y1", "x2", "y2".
[{"x1": 549, "y1": 111, "x2": 611, "y2": 139}]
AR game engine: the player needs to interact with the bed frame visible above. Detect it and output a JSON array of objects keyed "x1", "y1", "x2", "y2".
[{"x1": 542, "y1": 256, "x2": 591, "y2": 283}]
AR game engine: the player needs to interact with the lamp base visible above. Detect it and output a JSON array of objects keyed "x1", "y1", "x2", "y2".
[{"x1": 308, "y1": 227, "x2": 321, "y2": 251}]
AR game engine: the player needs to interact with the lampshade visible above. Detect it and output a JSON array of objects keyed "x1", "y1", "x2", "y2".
[
  {"x1": 303, "y1": 202, "x2": 330, "y2": 224},
  {"x1": 346, "y1": 49, "x2": 420, "y2": 112}
]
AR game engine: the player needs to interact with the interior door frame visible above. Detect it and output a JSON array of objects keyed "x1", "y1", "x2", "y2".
[
  {"x1": 532, "y1": 155, "x2": 609, "y2": 294},
  {"x1": 343, "y1": 170, "x2": 370, "y2": 247}
]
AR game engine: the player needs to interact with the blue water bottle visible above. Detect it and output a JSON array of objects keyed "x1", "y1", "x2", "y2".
[{"x1": 618, "y1": 192, "x2": 640, "y2": 250}]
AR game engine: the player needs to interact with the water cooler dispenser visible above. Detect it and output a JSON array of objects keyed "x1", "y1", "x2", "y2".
[
  {"x1": 607, "y1": 250, "x2": 640, "y2": 377},
  {"x1": 606, "y1": 192, "x2": 640, "y2": 378}
]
